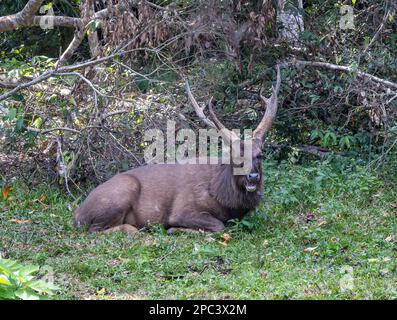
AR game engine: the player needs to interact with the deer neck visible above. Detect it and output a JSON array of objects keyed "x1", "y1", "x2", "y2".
[{"x1": 209, "y1": 164, "x2": 262, "y2": 211}]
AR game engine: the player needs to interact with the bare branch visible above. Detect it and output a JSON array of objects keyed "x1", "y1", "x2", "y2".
[
  {"x1": 0, "y1": 70, "x2": 54, "y2": 101},
  {"x1": 27, "y1": 126, "x2": 81, "y2": 134},
  {"x1": 0, "y1": 0, "x2": 44, "y2": 31},
  {"x1": 0, "y1": 0, "x2": 83, "y2": 32},
  {"x1": 56, "y1": 26, "x2": 85, "y2": 67},
  {"x1": 363, "y1": 1, "x2": 390, "y2": 54},
  {"x1": 241, "y1": 59, "x2": 397, "y2": 91},
  {"x1": 289, "y1": 59, "x2": 397, "y2": 90},
  {"x1": 31, "y1": 16, "x2": 83, "y2": 29}
]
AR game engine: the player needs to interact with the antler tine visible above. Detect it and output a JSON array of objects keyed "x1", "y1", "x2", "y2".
[
  {"x1": 207, "y1": 97, "x2": 225, "y2": 130},
  {"x1": 185, "y1": 80, "x2": 239, "y2": 142},
  {"x1": 253, "y1": 65, "x2": 281, "y2": 141},
  {"x1": 208, "y1": 98, "x2": 240, "y2": 142},
  {"x1": 185, "y1": 80, "x2": 217, "y2": 129}
]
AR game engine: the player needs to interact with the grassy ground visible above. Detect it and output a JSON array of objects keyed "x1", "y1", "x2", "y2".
[{"x1": 1, "y1": 158, "x2": 396, "y2": 299}]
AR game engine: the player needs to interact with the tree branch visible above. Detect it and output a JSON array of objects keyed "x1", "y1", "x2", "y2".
[
  {"x1": 289, "y1": 59, "x2": 397, "y2": 90},
  {"x1": 0, "y1": 0, "x2": 44, "y2": 31}
]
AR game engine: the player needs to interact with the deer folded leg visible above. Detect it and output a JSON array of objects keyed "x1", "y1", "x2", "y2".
[
  {"x1": 103, "y1": 224, "x2": 139, "y2": 236},
  {"x1": 167, "y1": 227, "x2": 206, "y2": 235},
  {"x1": 167, "y1": 212, "x2": 225, "y2": 233},
  {"x1": 74, "y1": 173, "x2": 141, "y2": 232}
]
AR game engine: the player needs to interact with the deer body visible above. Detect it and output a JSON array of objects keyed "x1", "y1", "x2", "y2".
[
  {"x1": 74, "y1": 161, "x2": 263, "y2": 233},
  {"x1": 74, "y1": 66, "x2": 281, "y2": 234}
]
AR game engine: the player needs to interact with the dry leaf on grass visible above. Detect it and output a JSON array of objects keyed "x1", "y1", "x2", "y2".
[
  {"x1": 2, "y1": 186, "x2": 12, "y2": 200},
  {"x1": 218, "y1": 233, "x2": 232, "y2": 246},
  {"x1": 9, "y1": 219, "x2": 30, "y2": 224}
]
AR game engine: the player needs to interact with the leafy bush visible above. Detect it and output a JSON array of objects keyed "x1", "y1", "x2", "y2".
[{"x1": 0, "y1": 258, "x2": 58, "y2": 300}]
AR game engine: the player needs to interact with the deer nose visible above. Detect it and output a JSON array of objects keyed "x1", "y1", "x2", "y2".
[{"x1": 248, "y1": 172, "x2": 260, "y2": 181}]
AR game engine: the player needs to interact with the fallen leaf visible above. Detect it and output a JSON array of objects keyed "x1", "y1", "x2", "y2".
[
  {"x1": 385, "y1": 235, "x2": 394, "y2": 242},
  {"x1": 317, "y1": 221, "x2": 327, "y2": 227},
  {"x1": 9, "y1": 219, "x2": 30, "y2": 224},
  {"x1": 304, "y1": 246, "x2": 318, "y2": 252},
  {"x1": 97, "y1": 288, "x2": 106, "y2": 295},
  {"x1": 263, "y1": 239, "x2": 269, "y2": 246},
  {"x1": 218, "y1": 241, "x2": 228, "y2": 246},
  {"x1": 39, "y1": 194, "x2": 46, "y2": 203},
  {"x1": 220, "y1": 233, "x2": 232, "y2": 243},
  {"x1": 2, "y1": 186, "x2": 12, "y2": 200}
]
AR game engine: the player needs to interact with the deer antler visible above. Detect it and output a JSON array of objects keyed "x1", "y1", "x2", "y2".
[
  {"x1": 185, "y1": 80, "x2": 239, "y2": 142},
  {"x1": 253, "y1": 65, "x2": 281, "y2": 141}
]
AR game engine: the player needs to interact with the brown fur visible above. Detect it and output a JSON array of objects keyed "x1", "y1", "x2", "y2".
[
  {"x1": 75, "y1": 67, "x2": 281, "y2": 234},
  {"x1": 74, "y1": 139, "x2": 264, "y2": 233}
]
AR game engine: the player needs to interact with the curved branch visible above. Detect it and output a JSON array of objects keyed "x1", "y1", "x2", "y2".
[
  {"x1": 287, "y1": 59, "x2": 397, "y2": 90},
  {"x1": 0, "y1": 0, "x2": 44, "y2": 31}
]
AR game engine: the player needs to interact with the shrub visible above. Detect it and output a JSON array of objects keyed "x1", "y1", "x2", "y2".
[{"x1": 0, "y1": 258, "x2": 59, "y2": 300}]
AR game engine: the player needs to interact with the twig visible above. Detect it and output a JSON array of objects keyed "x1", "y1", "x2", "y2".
[
  {"x1": 287, "y1": 59, "x2": 397, "y2": 90},
  {"x1": 263, "y1": 143, "x2": 341, "y2": 157},
  {"x1": 27, "y1": 126, "x2": 81, "y2": 134},
  {"x1": 363, "y1": 1, "x2": 390, "y2": 54},
  {"x1": 239, "y1": 59, "x2": 397, "y2": 91}
]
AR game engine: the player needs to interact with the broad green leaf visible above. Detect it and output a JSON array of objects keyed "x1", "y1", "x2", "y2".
[
  {"x1": 15, "y1": 117, "x2": 25, "y2": 132},
  {"x1": 0, "y1": 275, "x2": 11, "y2": 286},
  {"x1": 15, "y1": 288, "x2": 41, "y2": 300},
  {"x1": 0, "y1": 287, "x2": 16, "y2": 299},
  {"x1": 17, "y1": 265, "x2": 39, "y2": 277},
  {"x1": 26, "y1": 279, "x2": 58, "y2": 294},
  {"x1": 6, "y1": 108, "x2": 17, "y2": 121}
]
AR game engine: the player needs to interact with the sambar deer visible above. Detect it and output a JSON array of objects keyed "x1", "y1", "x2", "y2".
[{"x1": 74, "y1": 66, "x2": 281, "y2": 235}]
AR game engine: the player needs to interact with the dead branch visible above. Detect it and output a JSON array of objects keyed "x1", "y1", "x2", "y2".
[
  {"x1": 0, "y1": 0, "x2": 44, "y2": 31},
  {"x1": 0, "y1": 0, "x2": 82, "y2": 32},
  {"x1": 0, "y1": 0, "x2": 111, "y2": 67},
  {"x1": 363, "y1": 1, "x2": 391, "y2": 55},
  {"x1": 240, "y1": 58, "x2": 397, "y2": 91},
  {"x1": 288, "y1": 59, "x2": 397, "y2": 90},
  {"x1": 263, "y1": 143, "x2": 340, "y2": 157}
]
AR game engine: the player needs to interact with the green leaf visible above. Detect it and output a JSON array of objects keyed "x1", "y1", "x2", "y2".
[
  {"x1": 0, "y1": 287, "x2": 16, "y2": 299},
  {"x1": 15, "y1": 288, "x2": 41, "y2": 300},
  {"x1": 33, "y1": 117, "x2": 42, "y2": 129},
  {"x1": 309, "y1": 95, "x2": 320, "y2": 105},
  {"x1": 6, "y1": 108, "x2": 17, "y2": 121},
  {"x1": 17, "y1": 265, "x2": 39, "y2": 277},
  {"x1": 15, "y1": 117, "x2": 25, "y2": 132},
  {"x1": 0, "y1": 275, "x2": 11, "y2": 286},
  {"x1": 26, "y1": 280, "x2": 59, "y2": 294}
]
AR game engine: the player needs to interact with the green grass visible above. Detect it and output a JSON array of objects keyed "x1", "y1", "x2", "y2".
[{"x1": 1, "y1": 158, "x2": 396, "y2": 299}]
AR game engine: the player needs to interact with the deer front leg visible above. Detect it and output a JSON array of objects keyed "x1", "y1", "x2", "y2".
[
  {"x1": 167, "y1": 227, "x2": 205, "y2": 235},
  {"x1": 167, "y1": 212, "x2": 225, "y2": 233},
  {"x1": 103, "y1": 224, "x2": 139, "y2": 236}
]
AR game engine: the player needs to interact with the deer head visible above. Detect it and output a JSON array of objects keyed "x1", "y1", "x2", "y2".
[{"x1": 185, "y1": 65, "x2": 281, "y2": 193}]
